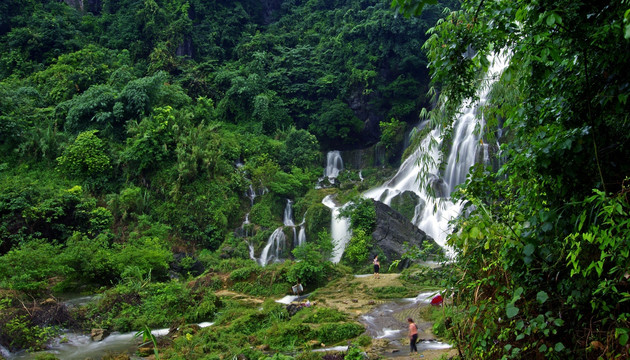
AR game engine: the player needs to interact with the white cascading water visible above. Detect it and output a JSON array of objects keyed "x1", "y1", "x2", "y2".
[
  {"x1": 258, "y1": 227, "x2": 286, "y2": 266},
  {"x1": 297, "y1": 214, "x2": 306, "y2": 247},
  {"x1": 363, "y1": 54, "x2": 509, "y2": 249},
  {"x1": 283, "y1": 199, "x2": 298, "y2": 247},
  {"x1": 257, "y1": 199, "x2": 297, "y2": 266},
  {"x1": 283, "y1": 199, "x2": 295, "y2": 227},
  {"x1": 324, "y1": 150, "x2": 344, "y2": 179},
  {"x1": 322, "y1": 195, "x2": 352, "y2": 263},
  {"x1": 246, "y1": 184, "x2": 256, "y2": 206}
]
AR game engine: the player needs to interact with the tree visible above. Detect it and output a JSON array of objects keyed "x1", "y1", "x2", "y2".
[
  {"x1": 392, "y1": 0, "x2": 630, "y2": 357},
  {"x1": 56, "y1": 130, "x2": 112, "y2": 184}
]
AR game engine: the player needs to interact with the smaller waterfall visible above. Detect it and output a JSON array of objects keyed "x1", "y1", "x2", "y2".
[
  {"x1": 283, "y1": 199, "x2": 299, "y2": 247},
  {"x1": 322, "y1": 195, "x2": 352, "y2": 263},
  {"x1": 248, "y1": 241, "x2": 256, "y2": 262},
  {"x1": 296, "y1": 214, "x2": 307, "y2": 247},
  {"x1": 258, "y1": 228, "x2": 286, "y2": 266},
  {"x1": 241, "y1": 213, "x2": 251, "y2": 237},
  {"x1": 246, "y1": 185, "x2": 257, "y2": 206},
  {"x1": 297, "y1": 226, "x2": 306, "y2": 247},
  {"x1": 283, "y1": 200, "x2": 295, "y2": 226},
  {"x1": 1, "y1": 345, "x2": 10, "y2": 359},
  {"x1": 324, "y1": 151, "x2": 344, "y2": 179}
]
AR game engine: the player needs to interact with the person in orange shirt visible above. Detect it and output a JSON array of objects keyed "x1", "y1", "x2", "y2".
[{"x1": 407, "y1": 317, "x2": 418, "y2": 353}]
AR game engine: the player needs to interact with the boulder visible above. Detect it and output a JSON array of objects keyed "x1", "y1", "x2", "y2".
[
  {"x1": 90, "y1": 328, "x2": 108, "y2": 342},
  {"x1": 389, "y1": 191, "x2": 422, "y2": 222},
  {"x1": 371, "y1": 201, "x2": 440, "y2": 265}
]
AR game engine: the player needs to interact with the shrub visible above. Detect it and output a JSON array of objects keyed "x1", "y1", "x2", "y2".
[
  {"x1": 299, "y1": 307, "x2": 347, "y2": 324},
  {"x1": 56, "y1": 130, "x2": 112, "y2": 184},
  {"x1": 317, "y1": 323, "x2": 364, "y2": 344},
  {"x1": 0, "y1": 240, "x2": 69, "y2": 296},
  {"x1": 264, "y1": 323, "x2": 314, "y2": 350},
  {"x1": 229, "y1": 266, "x2": 259, "y2": 282}
]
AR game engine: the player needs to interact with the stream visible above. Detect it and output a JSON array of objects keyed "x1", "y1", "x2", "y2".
[
  {"x1": 358, "y1": 291, "x2": 451, "y2": 356},
  {"x1": 1, "y1": 294, "x2": 214, "y2": 360}
]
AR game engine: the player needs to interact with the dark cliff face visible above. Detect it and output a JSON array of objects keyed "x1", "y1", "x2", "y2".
[
  {"x1": 371, "y1": 200, "x2": 439, "y2": 266},
  {"x1": 63, "y1": 0, "x2": 102, "y2": 14},
  {"x1": 260, "y1": 0, "x2": 283, "y2": 24}
]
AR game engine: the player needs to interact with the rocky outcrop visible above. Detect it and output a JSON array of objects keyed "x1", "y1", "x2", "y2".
[
  {"x1": 371, "y1": 201, "x2": 439, "y2": 266},
  {"x1": 91, "y1": 328, "x2": 108, "y2": 342},
  {"x1": 63, "y1": 0, "x2": 102, "y2": 14},
  {"x1": 169, "y1": 253, "x2": 205, "y2": 278},
  {"x1": 389, "y1": 190, "x2": 422, "y2": 222}
]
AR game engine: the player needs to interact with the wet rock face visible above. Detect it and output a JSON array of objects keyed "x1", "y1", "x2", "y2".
[
  {"x1": 371, "y1": 201, "x2": 439, "y2": 265},
  {"x1": 63, "y1": 0, "x2": 102, "y2": 14}
]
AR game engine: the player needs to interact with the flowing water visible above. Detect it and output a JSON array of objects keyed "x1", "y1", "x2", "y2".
[
  {"x1": 256, "y1": 199, "x2": 302, "y2": 266},
  {"x1": 1, "y1": 294, "x2": 213, "y2": 360},
  {"x1": 357, "y1": 54, "x2": 509, "y2": 254},
  {"x1": 324, "y1": 151, "x2": 344, "y2": 180},
  {"x1": 321, "y1": 195, "x2": 352, "y2": 263},
  {"x1": 359, "y1": 292, "x2": 451, "y2": 355}
]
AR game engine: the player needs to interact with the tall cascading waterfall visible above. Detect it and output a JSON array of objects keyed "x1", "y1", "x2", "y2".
[
  {"x1": 324, "y1": 151, "x2": 344, "y2": 180},
  {"x1": 363, "y1": 54, "x2": 509, "y2": 250},
  {"x1": 322, "y1": 195, "x2": 352, "y2": 263}
]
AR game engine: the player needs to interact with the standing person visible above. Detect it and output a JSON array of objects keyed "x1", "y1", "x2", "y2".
[
  {"x1": 372, "y1": 255, "x2": 380, "y2": 279},
  {"x1": 408, "y1": 317, "x2": 418, "y2": 353}
]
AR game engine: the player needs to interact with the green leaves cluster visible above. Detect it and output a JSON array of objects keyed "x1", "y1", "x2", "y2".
[{"x1": 403, "y1": 0, "x2": 630, "y2": 356}]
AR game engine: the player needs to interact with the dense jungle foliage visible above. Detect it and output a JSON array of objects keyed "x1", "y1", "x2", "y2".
[
  {"x1": 0, "y1": 0, "x2": 450, "y2": 288},
  {"x1": 0, "y1": 0, "x2": 451, "y2": 357},
  {"x1": 2, "y1": 0, "x2": 629, "y2": 359},
  {"x1": 393, "y1": 0, "x2": 630, "y2": 358}
]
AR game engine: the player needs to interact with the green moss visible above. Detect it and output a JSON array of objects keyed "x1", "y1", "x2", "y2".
[
  {"x1": 304, "y1": 203, "x2": 331, "y2": 240},
  {"x1": 389, "y1": 191, "x2": 420, "y2": 222}
]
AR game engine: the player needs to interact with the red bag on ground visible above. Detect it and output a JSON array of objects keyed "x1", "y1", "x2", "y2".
[{"x1": 430, "y1": 294, "x2": 443, "y2": 306}]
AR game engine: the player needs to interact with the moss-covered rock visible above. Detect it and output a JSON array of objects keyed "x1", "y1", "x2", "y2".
[
  {"x1": 304, "y1": 203, "x2": 331, "y2": 240},
  {"x1": 389, "y1": 190, "x2": 421, "y2": 222}
]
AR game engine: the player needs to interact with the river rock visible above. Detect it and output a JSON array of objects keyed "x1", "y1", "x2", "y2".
[
  {"x1": 90, "y1": 328, "x2": 108, "y2": 342},
  {"x1": 371, "y1": 201, "x2": 440, "y2": 265}
]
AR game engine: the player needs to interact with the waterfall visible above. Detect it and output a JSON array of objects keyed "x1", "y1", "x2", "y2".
[
  {"x1": 258, "y1": 228, "x2": 286, "y2": 266},
  {"x1": 283, "y1": 200, "x2": 295, "y2": 226},
  {"x1": 282, "y1": 199, "x2": 300, "y2": 247},
  {"x1": 246, "y1": 185, "x2": 256, "y2": 206},
  {"x1": 322, "y1": 195, "x2": 352, "y2": 263},
  {"x1": 363, "y1": 54, "x2": 509, "y2": 249},
  {"x1": 0, "y1": 345, "x2": 10, "y2": 359},
  {"x1": 296, "y1": 214, "x2": 306, "y2": 247},
  {"x1": 240, "y1": 213, "x2": 251, "y2": 237},
  {"x1": 324, "y1": 151, "x2": 344, "y2": 179},
  {"x1": 248, "y1": 241, "x2": 256, "y2": 262},
  {"x1": 297, "y1": 226, "x2": 306, "y2": 247}
]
